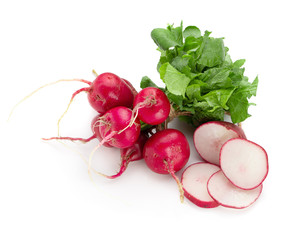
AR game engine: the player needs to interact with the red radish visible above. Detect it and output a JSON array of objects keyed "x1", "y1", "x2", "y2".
[
  {"x1": 220, "y1": 138, "x2": 269, "y2": 190},
  {"x1": 181, "y1": 162, "x2": 220, "y2": 208},
  {"x1": 207, "y1": 170, "x2": 263, "y2": 209},
  {"x1": 133, "y1": 87, "x2": 170, "y2": 125},
  {"x1": 193, "y1": 121, "x2": 246, "y2": 165},
  {"x1": 143, "y1": 129, "x2": 190, "y2": 202},
  {"x1": 98, "y1": 106, "x2": 141, "y2": 149},
  {"x1": 88, "y1": 73, "x2": 134, "y2": 113},
  {"x1": 103, "y1": 132, "x2": 149, "y2": 179}
]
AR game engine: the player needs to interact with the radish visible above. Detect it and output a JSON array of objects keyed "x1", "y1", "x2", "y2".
[
  {"x1": 181, "y1": 162, "x2": 220, "y2": 208},
  {"x1": 88, "y1": 73, "x2": 134, "y2": 113},
  {"x1": 220, "y1": 138, "x2": 269, "y2": 190},
  {"x1": 98, "y1": 106, "x2": 141, "y2": 149},
  {"x1": 193, "y1": 121, "x2": 246, "y2": 165},
  {"x1": 143, "y1": 129, "x2": 190, "y2": 202},
  {"x1": 207, "y1": 170, "x2": 263, "y2": 209},
  {"x1": 133, "y1": 87, "x2": 170, "y2": 125}
]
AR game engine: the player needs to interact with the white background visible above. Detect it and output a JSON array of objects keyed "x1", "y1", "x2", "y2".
[{"x1": 0, "y1": 0, "x2": 287, "y2": 239}]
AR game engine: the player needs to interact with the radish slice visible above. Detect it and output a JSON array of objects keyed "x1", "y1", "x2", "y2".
[
  {"x1": 207, "y1": 170, "x2": 263, "y2": 209},
  {"x1": 193, "y1": 121, "x2": 246, "y2": 165},
  {"x1": 220, "y1": 138, "x2": 269, "y2": 190},
  {"x1": 181, "y1": 162, "x2": 220, "y2": 208}
]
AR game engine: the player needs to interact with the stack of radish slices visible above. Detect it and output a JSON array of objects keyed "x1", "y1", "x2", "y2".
[{"x1": 181, "y1": 121, "x2": 269, "y2": 209}]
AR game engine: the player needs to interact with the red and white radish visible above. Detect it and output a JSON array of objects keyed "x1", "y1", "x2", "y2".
[
  {"x1": 207, "y1": 170, "x2": 263, "y2": 209},
  {"x1": 133, "y1": 87, "x2": 170, "y2": 125},
  {"x1": 193, "y1": 121, "x2": 246, "y2": 165},
  {"x1": 220, "y1": 138, "x2": 269, "y2": 190},
  {"x1": 181, "y1": 162, "x2": 220, "y2": 208},
  {"x1": 143, "y1": 129, "x2": 190, "y2": 202}
]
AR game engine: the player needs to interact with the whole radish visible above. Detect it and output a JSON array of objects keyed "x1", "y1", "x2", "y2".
[
  {"x1": 133, "y1": 87, "x2": 170, "y2": 125},
  {"x1": 143, "y1": 129, "x2": 190, "y2": 202},
  {"x1": 88, "y1": 73, "x2": 135, "y2": 113}
]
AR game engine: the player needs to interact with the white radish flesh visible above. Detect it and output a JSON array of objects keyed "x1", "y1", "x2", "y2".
[
  {"x1": 181, "y1": 162, "x2": 220, "y2": 208},
  {"x1": 207, "y1": 170, "x2": 263, "y2": 209},
  {"x1": 220, "y1": 138, "x2": 268, "y2": 190},
  {"x1": 193, "y1": 121, "x2": 246, "y2": 165}
]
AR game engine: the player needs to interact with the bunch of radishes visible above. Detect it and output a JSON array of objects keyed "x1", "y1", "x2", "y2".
[
  {"x1": 182, "y1": 121, "x2": 268, "y2": 209},
  {"x1": 41, "y1": 72, "x2": 190, "y2": 197},
  {"x1": 12, "y1": 71, "x2": 268, "y2": 209}
]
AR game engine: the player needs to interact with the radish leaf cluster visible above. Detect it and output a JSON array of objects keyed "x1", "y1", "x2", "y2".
[{"x1": 142, "y1": 22, "x2": 258, "y2": 126}]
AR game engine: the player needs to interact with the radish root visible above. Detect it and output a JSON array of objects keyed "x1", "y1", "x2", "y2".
[
  {"x1": 42, "y1": 135, "x2": 96, "y2": 143},
  {"x1": 164, "y1": 159, "x2": 185, "y2": 203},
  {"x1": 88, "y1": 131, "x2": 117, "y2": 179},
  {"x1": 57, "y1": 86, "x2": 90, "y2": 136},
  {"x1": 8, "y1": 78, "x2": 91, "y2": 121}
]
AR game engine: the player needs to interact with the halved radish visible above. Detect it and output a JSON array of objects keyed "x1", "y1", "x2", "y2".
[
  {"x1": 220, "y1": 138, "x2": 268, "y2": 190},
  {"x1": 193, "y1": 121, "x2": 246, "y2": 165},
  {"x1": 181, "y1": 162, "x2": 220, "y2": 208},
  {"x1": 207, "y1": 170, "x2": 263, "y2": 209}
]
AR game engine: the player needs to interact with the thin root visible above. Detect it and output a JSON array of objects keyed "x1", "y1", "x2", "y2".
[
  {"x1": 57, "y1": 87, "x2": 90, "y2": 136},
  {"x1": 164, "y1": 160, "x2": 185, "y2": 203},
  {"x1": 42, "y1": 135, "x2": 96, "y2": 143},
  {"x1": 87, "y1": 131, "x2": 117, "y2": 180},
  {"x1": 8, "y1": 78, "x2": 91, "y2": 121}
]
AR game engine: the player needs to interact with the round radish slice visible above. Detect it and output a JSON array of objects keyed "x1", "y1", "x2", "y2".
[
  {"x1": 181, "y1": 162, "x2": 220, "y2": 208},
  {"x1": 220, "y1": 138, "x2": 268, "y2": 190},
  {"x1": 193, "y1": 121, "x2": 246, "y2": 165},
  {"x1": 207, "y1": 170, "x2": 263, "y2": 209}
]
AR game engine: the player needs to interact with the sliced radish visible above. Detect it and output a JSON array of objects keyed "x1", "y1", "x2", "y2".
[
  {"x1": 207, "y1": 170, "x2": 263, "y2": 209},
  {"x1": 220, "y1": 138, "x2": 268, "y2": 190},
  {"x1": 181, "y1": 162, "x2": 221, "y2": 208},
  {"x1": 193, "y1": 121, "x2": 246, "y2": 165}
]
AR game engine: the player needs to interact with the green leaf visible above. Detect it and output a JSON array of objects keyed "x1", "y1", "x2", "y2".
[
  {"x1": 203, "y1": 68, "x2": 232, "y2": 90},
  {"x1": 202, "y1": 88, "x2": 236, "y2": 111},
  {"x1": 183, "y1": 26, "x2": 201, "y2": 38},
  {"x1": 166, "y1": 92, "x2": 183, "y2": 106},
  {"x1": 184, "y1": 36, "x2": 201, "y2": 52},
  {"x1": 197, "y1": 37, "x2": 225, "y2": 67},
  {"x1": 227, "y1": 92, "x2": 250, "y2": 123},
  {"x1": 151, "y1": 26, "x2": 183, "y2": 51},
  {"x1": 186, "y1": 84, "x2": 202, "y2": 101},
  {"x1": 159, "y1": 63, "x2": 191, "y2": 97},
  {"x1": 233, "y1": 59, "x2": 246, "y2": 68},
  {"x1": 140, "y1": 76, "x2": 159, "y2": 89}
]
